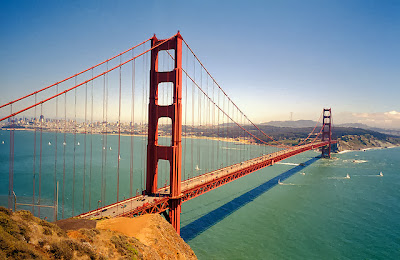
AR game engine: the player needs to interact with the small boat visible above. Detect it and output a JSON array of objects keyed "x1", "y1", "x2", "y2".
[
  {"x1": 1, "y1": 141, "x2": 4, "y2": 144},
  {"x1": 63, "y1": 142, "x2": 66, "y2": 146},
  {"x1": 195, "y1": 165, "x2": 200, "y2": 171},
  {"x1": 48, "y1": 142, "x2": 51, "y2": 146},
  {"x1": 379, "y1": 172, "x2": 383, "y2": 177},
  {"x1": 345, "y1": 174, "x2": 350, "y2": 179},
  {"x1": 278, "y1": 179, "x2": 282, "y2": 184},
  {"x1": 77, "y1": 142, "x2": 80, "y2": 146},
  {"x1": 109, "y1": 147, "x2": 112, "y2": 151},
  {"x1": 300, "y1": 172, "x2": 305, "y2": 175},
  {"x1": 118, "y1": 155, "x2": 121, "y2": 160},
  {"x1": 103, "y1": 146, "x2": 106, "y2": 150}
]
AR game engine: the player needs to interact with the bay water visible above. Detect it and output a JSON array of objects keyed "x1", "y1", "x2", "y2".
[{"x1": 0, "y1": 129, "x2": 399, "y2": 259}]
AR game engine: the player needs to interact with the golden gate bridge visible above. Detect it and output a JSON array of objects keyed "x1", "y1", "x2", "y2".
[{"x1": 0, "y1": 32, "x2": 335, "y2": 234}]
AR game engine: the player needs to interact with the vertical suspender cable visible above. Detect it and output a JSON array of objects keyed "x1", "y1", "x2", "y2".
[
  {"x1": 104, "y1": 62, "x2": 109, "y2": 205},
  {"x1": 217, "y1": 89, "x2": 220, "y2": 169},
  {"x1": 83, "y1": 83, "x2": 87, "y2": 211},
  {"x1": 8, "y1": 105, "x2": 15, "y2": 211},
  {"x1": 206, "y1": 75, "x2": 210, "y2": 172},
  {"x1": 129, "y1": 50, "x2": 136, "y2": 198},
  {"x1": 32, "y1": 94, "x2": 37, "y2": 214},
  {"x1": 72, "y1": 78, "x2": 77, "y2": 216},
  {"x1": 198, "y1": 66, "x2": 201, "y2": 174},
  {"x1": 54, "y1": 85, "x2": 59, "y2": 220},
  {"x1": 143, "y1": 49, "x2": 151, "y2": 189},
  {"x1": 183, "y1": 46, "x2": 188, "y2": 182},
  {"x1": 141, "y1": 49, "x2": 146, "y2": 192},
  {"x1": 191, "y1": 55, "x2": 194, "y2": 179},
  {"x1": 117, "y1": 56, "x2": 122, "y2": 202},
  {"x1": 89, "y1": 69, "x2": 93, "y2": 210},
  {"x1": 38, "y1": 103, "x2": 43, "y2": 218},
  {"x1": 62, "y1": 93, "x2": 66, "y2": 218},
  {"x1": 101, "y1": 72, "x2": 106, "y2": 206}
]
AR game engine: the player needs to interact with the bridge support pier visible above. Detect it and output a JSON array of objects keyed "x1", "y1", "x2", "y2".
[
  {"x1": 321, "y1": 108, "x2": 332, "y2": 158},
  {"x1": 146, "y1": 32, "x2": 183, "y2": 234},
  {"x1": 169, "y1": 198, "x2": 181, "y2": 233}
]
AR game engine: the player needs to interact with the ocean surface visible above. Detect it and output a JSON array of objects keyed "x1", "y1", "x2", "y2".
[
  {"x1": 181, "y1": 147, "x2": 400, "y2": 259},
  {"x1": 1, "y1": 129, "x2": 399, "y2": 259}
]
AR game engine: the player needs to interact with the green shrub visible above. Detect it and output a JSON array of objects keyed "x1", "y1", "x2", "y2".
[
  {"x1": 50, "y1": 239, "x2": 98, "y2": 260},
  {"x1": 16, "y1": 210, "x2": 35, "y2": 221},
  {"x1": 0, "y1": 226, "x2": 42, "y2": 259},
  {"x1": 0, "y1": 207, "x2": 11, "y2": 216},
  {"x1": 110, "y1": 235, "x2": 140, "y2": 259},
  {"x1": 0, "y1": 213, "x2": 21, "y2": 239},
  {"x1": 39, "y1": 219, "x2": 65, "y2": 237},
  {"x1": 50, "y1": 241, "x2": 74, "y2": 260},
  {"x1": 43, "y1": 227, "x2": 52, "y2": 236}
]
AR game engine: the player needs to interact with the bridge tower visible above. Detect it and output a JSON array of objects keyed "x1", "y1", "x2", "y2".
[
  {"x1": 321, "y1": 108, "x2": 332, "y2": 158},
  {"x1": 146, "y1": 33, "x2": 183, "y2": 233}
]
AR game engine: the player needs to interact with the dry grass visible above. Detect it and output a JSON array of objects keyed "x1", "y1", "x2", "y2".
[
  {"x1": 110, "y1": 234, "x2": 142, "y2": 259},
  {"x1": 1, "y1": 207, "x2": 197, "y2": 260}
]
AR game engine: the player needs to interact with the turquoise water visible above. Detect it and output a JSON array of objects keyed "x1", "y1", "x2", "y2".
[
  {"x1": 1, "y1": 129, "x2": 399, "y2": 259},
  {"x1": 181, "y1": 147, "x2": 400, "y2": 259}
]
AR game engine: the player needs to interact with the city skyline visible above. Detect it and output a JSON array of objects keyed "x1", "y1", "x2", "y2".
[{"x1": 1, "y1": 0, "x2": 399, "y2": 128}]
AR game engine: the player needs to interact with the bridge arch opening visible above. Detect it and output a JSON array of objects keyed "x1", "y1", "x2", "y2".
[
  {"x1": 157, "y1": 159, "x2": 170, "y2": 189},
  {"x1": 157, "y1": 82, "x2": 173, "y2": 106},
  {"x1": 157, "y1": 117, "x2": 172, "y2": 146},
  {"x1": 157, "y1": 50, "x2": 175, "y2": 72}
]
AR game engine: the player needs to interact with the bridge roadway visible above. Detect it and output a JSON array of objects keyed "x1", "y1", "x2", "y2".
[{"x1": 77, "y1": 141, "x2": 331, "y2": 219}]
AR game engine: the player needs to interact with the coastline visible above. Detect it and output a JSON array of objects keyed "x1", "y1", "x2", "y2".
[
  {"x1": 0, "y1": 127, "x2": 255, "y2": 145},
  {"x1": 337, "y1": 145, "x2": 399, "y2": 154}
]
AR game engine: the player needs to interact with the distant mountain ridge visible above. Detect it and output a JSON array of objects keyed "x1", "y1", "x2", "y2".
[
  {"x1": 261, "y1": 120, "x2": 318, "y2": 128},
  {"x1": 261, "y1": 120, "x2": 400, "y2": 136}
]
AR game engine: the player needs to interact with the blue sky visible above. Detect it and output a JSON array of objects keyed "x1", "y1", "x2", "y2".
[{"x1": 1, "y1": 0, "x2": 399, "y2": 127}]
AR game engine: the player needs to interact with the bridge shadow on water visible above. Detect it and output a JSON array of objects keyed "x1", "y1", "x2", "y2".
[{"x1": 181, "y1": 156, "x2": 320, "y2": 241}]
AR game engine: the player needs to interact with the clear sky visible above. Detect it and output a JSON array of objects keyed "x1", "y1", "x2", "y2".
[{"x1": 1, "y1": 0, "x2": 399, "y2": 128}]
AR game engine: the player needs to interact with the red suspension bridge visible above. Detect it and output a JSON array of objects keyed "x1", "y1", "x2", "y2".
[{"x1": 0, "y1": 32, "x2": 335, "y2": 234}]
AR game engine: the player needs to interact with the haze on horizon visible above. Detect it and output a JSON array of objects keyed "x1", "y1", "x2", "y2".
[{"x1": 1, "y1": 0, "x2": 399, "y2": 128}]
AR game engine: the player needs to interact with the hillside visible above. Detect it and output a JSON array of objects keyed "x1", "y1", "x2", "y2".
[
  {"x1": 261, "y1": 120, "x2": 318, "y2": 128},
  {"x1": 185, "y1": 123, "x2": 400, "y2": 151},
  {"x1": 0, "y1": 207, "x2": 196, "y2": 260},
  {"x1": 260, "y1": 120, "x2": 400, "y2": 137}
]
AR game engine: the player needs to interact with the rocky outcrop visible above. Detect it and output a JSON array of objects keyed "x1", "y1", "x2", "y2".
[
  {"x1": 338, "y1": 134, "x2": 398, "y2": 151},
  {"x1": 0, "y1": 207, "x2": 196, "y2": 260}
]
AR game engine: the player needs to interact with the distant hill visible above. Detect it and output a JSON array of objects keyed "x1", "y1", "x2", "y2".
[
  {"x1": 261, "y1": 120, "x2": 318, "y2": 128},
  {"x1": 337, "y1": 123, "x2": 370, "y2": 128},
  {"x1": 337, "y1": 123, "x2": 400, "y2": 136},
  {"x1": 260, "y1": 120, "x2": 400, "y2": 136}
]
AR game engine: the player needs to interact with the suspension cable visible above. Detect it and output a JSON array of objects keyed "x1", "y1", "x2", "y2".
[
  {"x1": 0, "y1": 35, "x2": 176, "y2": 123},
  {"x1": 0, "y1": 38, "x2": 152, "y2": 109}
]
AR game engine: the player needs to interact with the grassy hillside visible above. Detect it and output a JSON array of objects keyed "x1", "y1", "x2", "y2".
[{"x1": 0, "y1": 207, "x2": 196, "y2": 260}]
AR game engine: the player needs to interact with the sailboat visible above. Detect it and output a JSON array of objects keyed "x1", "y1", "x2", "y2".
[
  {"x1": 379, "y1": 172, "x2": 383, "y2": 177},
  {"x1": 345, "y1": 173, "x2": 350, "y2": 179}
]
